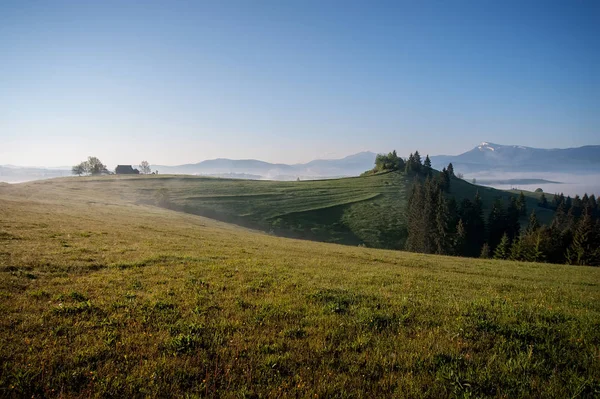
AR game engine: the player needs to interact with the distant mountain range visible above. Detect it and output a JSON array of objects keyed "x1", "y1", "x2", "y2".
[
  {"x1": 431, "y1": 142, "x2": 600, "y2": 173},
  {"x1": 150, "y1": 151, "x2": 377, "y2": 180},
  {"x1": 3, "y1": 142, "x2": 599, "y2": 183}
]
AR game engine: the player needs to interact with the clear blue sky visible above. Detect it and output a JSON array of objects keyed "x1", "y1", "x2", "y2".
[{"x1": 1, "y1": 0, "x2": 598, "y2": 167}]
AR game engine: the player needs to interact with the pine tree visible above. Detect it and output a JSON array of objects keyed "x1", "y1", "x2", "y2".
[
  {"x1": 454, "y1": 219, "x2": 466, "y2": 256},
  {"x1": 530, "y1": 231, "x2": 545, "y2": 262},
  {"x1": 589, "y1": 194, "x2": 597, "y2": 217},
  {"x1": 506, "y1": 196, "x2": 521, "y2": 240},
  {"x1": 405, "y1": 153, "x2": 415, "y2": 174},
  {"x1": 472, "y1": 191, "x2": 486, "y2": 254},
  {"x1": 457, "y1": 193, "x2": 485, "y2": 257},
  {"x1": 405, "y1": 179, "x2": 425, "y2": 252},
  {"x1": 480, "y1": 243, "x2": 491, "y2": 259},
  {"x1": 542, "y1": 225, "x2": 566, "y2": 264},
  {"x1": 582, "y1": 193, "x2": 590, "y2": 212},
  {"x1": 421, "y1": 177, "x2": 436, "y2": 254},
  {"x1": 566, "y1": 210, "x2": 599, "y2": 266},
  {"x1": 517, "y1": 192, "x2": 527, "y2": 216},
  {"x1": 487, "y1": 199, "x2": 507, "y2": 251},
  {"x1": 434, "y1": 190, "x2": 451, "y2": 255},
  {"x1": 494, "y1": 233, "x2": 511, "y2": 260},
  {"x1": 566, "y1": 207, "x2": 576, "y2": 231},
  {"x1": 413, "y1": 151, "x2": 422, "y2": 167},
  {"x1": 438, "y1": 168, "x2": 450, "y2": 192},
  {"x1": 526, "y1": 210, "x2": 540, "y2": 234},
  {"x1": 510, "y1": 235, "x2": 526, "y2": 261},
  {"x1": 447, "y1": 163, "x2": 455, "y2": 177},
  {"x1": 551, "y1": 200, "x2": 568, "y2": 230},
  {"x1": 424, "y1": 155, "x2": 431, "y2": 168},
  {"x1": 551, "y1": 193, "x2": 560, "y2": 209},
  {"x1": 538, "y1": 192, "x2": 548, "y2": 208}
]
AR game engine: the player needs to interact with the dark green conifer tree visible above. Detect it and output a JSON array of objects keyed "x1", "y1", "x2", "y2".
[
  {"x1": 405, "y1": 153, "x2": 415, "y2": 174},
  {"x1": 506, "y1": 196, "x2": 521, "y2": 240},
  {"x1": 438, "y1": 168, "x2": 450, "y2": 192},
  {"x1": 480, "y1": 243, "x2": 491, "y2": 259},
  {"x1": 457, "y1": 193, "x2": 485, "y2": 257},
  {"x1": 571, "y1": 195, "x2": 582, "y2": 218},
  {"x1": 517, "y1": 191, "x2": 527, "y2": 216},
  {"x1": 526, "y1": 210, "x2": 540, "y2": 234},
  {"x1": 589, "y1": 194, "x2": 597, "y2": 216},
  {"x1": 551, "y1": 193, "x2": 561, "y2": 209},
  {"x1": 413, "y1": 151, "x2": 422, "y2": 167},
  {"x1": 566, "y1": 210, "x2": 599, "y2": 266},
  {"x1": 509, "y1": 235, "x2": 526, "y2": 261},
  {"x1": 434, "y1": 190, "x2": 451, "y2": 255},
  {"x1": 487, "y1": 199, "x2": 507, "y2": 251},
  {"x1": 538, "y1": 192, "x2": 548, "y2": 208},
  {"x1": 551, "y1": 200, "x2": 568, "y2": 230},
  {"x1": 453, "y1": 219, "x2": 466, "y2": 256},
  {"x1": 566, "y1": 207, "x2": 576, "y2": 231},
  {"x1": 493, "y1": 233, "x2": 511, "y2": 260},
  {"x1": 405, "y1": 179, "x2": 425, "y2": 252},
  {"x1": 421, "y1": 177, "x2": 437, "y2": 254}
]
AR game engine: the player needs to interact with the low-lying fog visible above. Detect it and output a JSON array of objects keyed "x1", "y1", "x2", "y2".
[{"x1": 465, "y1": 171, "x2": 600, "y2": 196}]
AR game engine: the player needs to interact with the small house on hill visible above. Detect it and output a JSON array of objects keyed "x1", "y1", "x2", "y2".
[{"x1": 115, "y1": 165, "x2": 140, "y2": 175}]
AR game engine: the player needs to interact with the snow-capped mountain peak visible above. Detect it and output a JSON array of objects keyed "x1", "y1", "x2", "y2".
[{"x1": 478, "y1": 142, "x2": 496, "y2": 152}]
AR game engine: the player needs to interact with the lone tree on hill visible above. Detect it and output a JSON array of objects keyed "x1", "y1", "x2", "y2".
[
  {"x1": 139, "y1": 161, "x2": 152, "y2": 175},
  {"x1": 86, "y1": 157, "x2": 108, "y2": 175},
  {"x1": 71, "y1": 163, "x2": 85, "y2": 176},
  {"x1": 71, "y1": 156, "x2": 108, "y2": 176}
]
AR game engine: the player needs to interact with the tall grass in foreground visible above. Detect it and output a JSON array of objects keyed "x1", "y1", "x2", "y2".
[{"x1": 0, "y1": 181, "x2": 598, "y2": 397}]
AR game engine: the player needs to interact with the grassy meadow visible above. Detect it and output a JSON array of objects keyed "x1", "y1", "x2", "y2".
[
  {"x1": 0, "y1": 177, "x2": 598, "y2": 398},
  {"x1": 5, "y1": 172, "x2": 551, "y2": 250}
]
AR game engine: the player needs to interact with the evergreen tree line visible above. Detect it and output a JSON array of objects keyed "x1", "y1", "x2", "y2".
[
  {"x1": 405, "y1": 171, "x2": 600, "y2": 266},
  {"x1": 538, "y1": 191, "x2": 598, "y2": 218},
  {"x1": 506, "y1": 192, "x2": 600, "y2": 266}
]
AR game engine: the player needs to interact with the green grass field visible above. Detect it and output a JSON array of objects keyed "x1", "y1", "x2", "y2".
[
  {"x1": 0, "y1": 176, "x2": 598, "y2": 397},
  {"x1": 7, "y1": 172, "x2": 551, "y2": 250}
]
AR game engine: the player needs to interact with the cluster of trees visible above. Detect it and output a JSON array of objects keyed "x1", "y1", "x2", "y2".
[
  {"x1": 72, "y1": 158, "x2": 153, "y2": 176},
  {"x1": 367, "y1": 150, "x2": 439, "y2": 176},
  {"x1": 371, "y1": 150, "x2": 405, "y2": 173},
  {"x1": 72, "y1": 157, "x2": 108, "y2": 176},
  {"x1": 497, "y1": 193, "x2": 599, "y2": 265},
  {"x1": 404, "y1": 165, "x2": 599, "y2": 266},
  {"x1": 406, "y1": 175, "x2": 485, "y2": 257}
]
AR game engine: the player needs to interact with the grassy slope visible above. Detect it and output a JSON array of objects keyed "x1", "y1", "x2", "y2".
[
  {"x1": 13, "y1": 172, "x2": 551, "y2": 250},
  {"x1": 1, "y1": 180, "x2": 598, "y2": 398}
]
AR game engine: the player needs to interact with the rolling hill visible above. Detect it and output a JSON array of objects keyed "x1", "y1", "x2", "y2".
[
  {"x1": 0, "y1": 173, "x2": 598, "y2": 397},
  {"x1": 1, "y1": 170, "x2": 553, "y2": 250}
]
